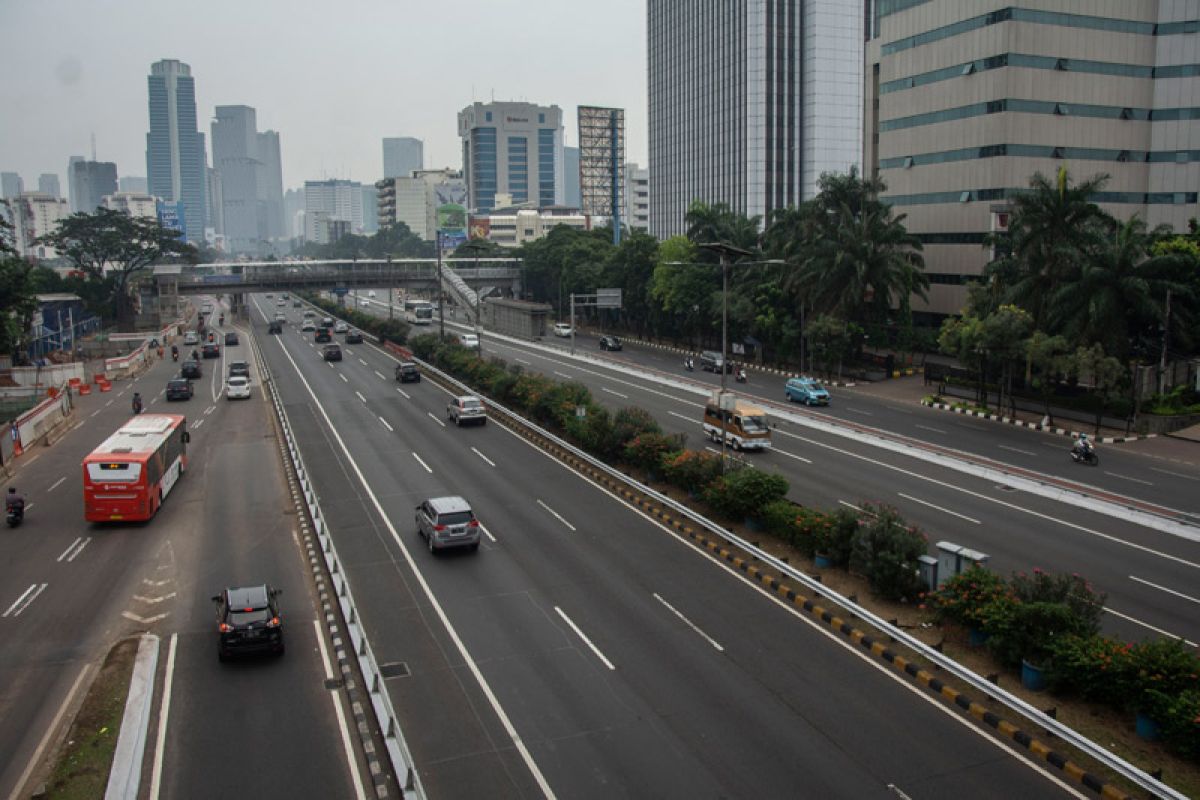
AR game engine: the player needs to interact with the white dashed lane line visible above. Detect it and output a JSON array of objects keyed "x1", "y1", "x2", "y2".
[
  {"x1": 472, "y1": 447, "x2": 495, "y2": 467},
  {"x1": 379, "y1": 416, "x2": 393, "y2": 432}
]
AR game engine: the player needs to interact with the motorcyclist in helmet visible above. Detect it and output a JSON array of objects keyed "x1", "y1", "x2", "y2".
[
  {"x1": 132, "y1": 392, "x2": 144, "y2": 414},
  {"x1": 6, "y1": 487, "x2": 25, "y2": 520},
  {"x1": 1073, "y1": 433, "x2": 1092, "y2": 456}
]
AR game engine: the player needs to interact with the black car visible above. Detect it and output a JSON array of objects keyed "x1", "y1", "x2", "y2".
[
  {"x1": 268, "y1": 320, "x2": 283, "y2": 334},
  {"x1": 202, "y1": 342, "x2": 220, "y2": 359},
  {"x1": 395, "y1": 362, "x2": 420, "y2": 383},
  {"x1": 345, "y1": 330, "x2": 364, "y2": 344},
  {"x1": 322, "y1": 344, "x2": 342, "y2": 362},
  {"x1": 213, "y1": 585, "x2": 284, "y2": 661},
  {"x1": 228, "y1": 360, "x2": 250, "y2": 379},
  {"x1": 314, "y1": 329, "x2": 332, "y2": 343},
  {"x1": 165, "y1": 378, "x2": 193, "y2": 401},
  {"x1": 180, "y1": 360, "x2": 202, "y2": 379},
  {"x1": 599, "y1": 335, "x2": 622, "y2": 351},
  {"x1": 224, "y1": 331, "x2": 239, "y2": 346}
]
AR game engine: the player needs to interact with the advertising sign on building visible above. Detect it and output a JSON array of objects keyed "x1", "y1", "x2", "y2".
[
  {"x1": 435, "y1": 182, "x2": 468, "y2": 251},
  {"x1": 156, "y1": 201, "x2": 186, "y2": 241},
  {"x1": 468, "y1": 216, "x2": 491, "y2": 240}
]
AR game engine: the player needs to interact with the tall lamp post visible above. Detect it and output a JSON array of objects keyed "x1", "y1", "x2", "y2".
[{"x1": 698, "y1": 242, "x2": 752, "y2": 470}]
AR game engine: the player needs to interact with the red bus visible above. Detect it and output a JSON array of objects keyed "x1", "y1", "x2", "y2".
[{"x1": 82, "y1": 414, "x2": 191, "y2": 522}]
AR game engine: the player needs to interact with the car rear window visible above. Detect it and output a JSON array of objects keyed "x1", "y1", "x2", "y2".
[
  {"x1": 437, "y1": 511, "x2": 473, "y2": 526},
  {"x1": 229, "y1": 608, "x2": 271, "y2": 625},
  {"x1": 461, "y1": 398, "x2": 482, "y2": 409},
  {"x1": 229, "y1": 377, "x2": 248, "y2": 386}
]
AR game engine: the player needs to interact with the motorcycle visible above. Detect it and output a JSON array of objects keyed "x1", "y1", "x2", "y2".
[
  {"x1": 132, "y1": 397, "x2": 144, "y2": 415},
  {"x1": 735, "y1": 369, "x2": 747, "y2": 384},
  {"x1": 1070, "y1": 443, "x2": 1099, "y2": 466},
  {"x1": 6, "y1": 506, "x2": 22, "y2": 528},
  {"x1": 684, "y1": 359, "x2": 694, "y2": 372},
  {"x1": 171, "y1": 348, "x2": 179, "y2": 362}
]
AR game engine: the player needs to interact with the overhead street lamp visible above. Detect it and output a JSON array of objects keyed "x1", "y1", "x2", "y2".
[{"x1": 698, "y1": 242, "x2": 752, "y2": 471}]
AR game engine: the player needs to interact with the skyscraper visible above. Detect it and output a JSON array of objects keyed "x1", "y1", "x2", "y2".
[
  {"x1": 38, "y1": 174, "x2": 61, "y2": 198},
  {"x1": 119, "y1": 176, "x2": 148, "y2": 194},
  {"x1": 865, "y1": 1, "x2": 1200, "y2": 319},
  {"x1": 457, "y1": 101, "x2": 564, "y2": 212},
  {"x1": 257, "y1": 131, "x2": 285, "y2": 241},
  {"x1": 563, "y1": 147, "x2": 581, "y2": 208},
  {"x1": 646, "y1": 0, "x2": 863, "y2": 237},
  {"x1": 382, "y1": 137, "x2": 424, "y2": 179},
  {"x1": 212, "y1": 105, "x2": 262, "y2": 253},
  {"x1": 69, "y1": 161, "x2": 118, "y2": 213},
  {"x1": 146, "y1": 59, "x2": 207, "y2": 243},
  {"x1": 304, "y1": 179, "x2": 363, "y2": 242},
  {"x1": 1, "y1": 172, "x2": 24, "y2": 199}
]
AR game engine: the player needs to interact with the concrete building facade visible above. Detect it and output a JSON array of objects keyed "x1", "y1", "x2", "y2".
[
  {"x1": 145, "y1": 59, "x2": 207, "y2": 243},
  {"x1": 476, "y1": 206, "x2": 589, "y2": 248},
  {"x1": 304, "y1": 179, "x2": 363, "y2": 239},
  {"x1": 382, "y1": 137, "x2": 424, "y2": 179},
  {"x1": 102, "y1": 192, "x2": 159, "y2": 219},
  {"x1": 10, "y1": 193, "x2": 71, "y2": 258},
  {"x1": 623, "y1": 162, "x2": 650, "y2": 232},
  {"x1": 866, "y1": 0, "x2": 1200, "y2": 320},
  {"x1": 647, "y1": 0, "x2": 863, "y2": 238},
  {"x1": 376, "y1": 169, "x2": 466, "y2": 240},
  {"x1": 38, "y1": 174, "x2": 61, "y2": 198},
  {"x1": 69, "y1": 161, "x2": 118, "y2": 213},
  {"x1": 458, "y1": 101, "x2": 565, "y2": 212},
  {"x1": 212, "y1": 105, "x2": 262, "y2": 253}
]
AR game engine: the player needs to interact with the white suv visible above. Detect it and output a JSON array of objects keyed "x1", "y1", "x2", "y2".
[
  {"x1": 447, "y1": 395, "x2": 486, "y2": 426},
  {"x1": 226, "y1": 376, "x2": 251, "y2": 400},
  {"x1": 553, "y1": 323, "x2": 573, "y2": 337}
]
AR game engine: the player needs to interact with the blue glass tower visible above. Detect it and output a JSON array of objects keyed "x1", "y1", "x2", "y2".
[{"x1": 146, "y1": 59, "x2": 207, "y2": 243}]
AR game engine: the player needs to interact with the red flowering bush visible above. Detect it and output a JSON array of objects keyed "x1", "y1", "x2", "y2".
[
  {"x1": 930, "y1": 566, "x2": 1011, "y2": 629},
  {"x1": 663, "y1": 449, "x2": 724, "y2": 494}
]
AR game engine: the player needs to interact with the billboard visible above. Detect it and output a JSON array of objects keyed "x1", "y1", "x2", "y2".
[
  {"x1": 156, "y1": 201, "x2": 186, "y2": 241},
  {"x1": 468, "y1": 216, "x2": 491, "y2": 240},
  {"x1": 435, "y1": 181, "x2": 468, "y2": 251}
]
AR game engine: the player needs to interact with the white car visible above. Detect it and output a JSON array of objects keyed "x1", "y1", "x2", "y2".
[
  {"x1": 367, "y1": 290, "x2": 377, "y2": 298},
  {"x1": 553, "y1": 323, "x2": 573, "y2": 337},
  {"x1": 226, "y1": 375, "x2": 251, "y2": 400},
  {"x1": 301, "y1": 320, "x2": 316, "y2": 332},
  {"x1": 334, "y1": 321, "x2": 349, "y2": 333},
  {"x1": 183, "y1": 331, "x2": 200, "y2": 345},
  {"x1": 359, "y1": 298, "x2": 371, "y2": 307},
  {"x1": 459, "y1": 333, "x2": 479, "y2": 349}
]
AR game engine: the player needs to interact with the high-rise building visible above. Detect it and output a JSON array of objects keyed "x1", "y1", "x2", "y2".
[
  {"x1": 360, "y1": 185, "x2": 379, "y2": 234},
  {"x1": 866, "y1": 1, "x2": 1200, "y2": 320},
  {"x1": 257, "y1": 131, "x2": 285, "y2": 241},
  {"x1": 212, "y1": 105, "x2": 262, "y2": 253},
  {"x1": 119, "y1": 176, "x2": 148, "y2": 194},
  {"x1": 457, "y1": 101, "x2": 564, "y2": 212},
  {"x1": 376, "y1": 169, "x2": 466, "y2": 240},
  {"x1": 69, "y1": 161, "x2": 118, "y2": 213},
  {"x1": 623, "y1": 163, "x2": 650, "y2": 232},
  {"x1": 146, "y1": 59, "x2": 207, "y2": 243},
  {"x1": 38, "y1": 174, "x2": 61, "y2": 198},
  {"x1": 206, "y1": 168, "x2": 225, "y2": 239},
  {"x1": 283, "y1": 187, "x2": 305, "y2": 239},
  {"x1": 563, "y1": 147, "x2": 580, "y2": 208},
  {"x1": 1, "y1": 172, "x2": 24, "y2": 199},
  {"x1": 9, "y1": 193, "x2": 71, "y2": 258},
  {"x1": 102, "y1": 192, "x2": 158, "y2": 219},
  {"x1": 67, "y1": 156, "x2": 84, "y2": 207},
  {"x1": 647, "y1": 1, "x2": 863, "y2": 238},
  {"x1": 304, "y1": 179, "x2": 363, "y2": 241},
  {"x1": 382, "y1": 137, "x2": 424, "y2": 179}
]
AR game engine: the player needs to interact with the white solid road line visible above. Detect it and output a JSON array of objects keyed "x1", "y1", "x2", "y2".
[
  {"x1": 148, "y1": 633, "x2": 178, "y2": 800},
  {"x1": 266, "y1": 327, "x2": 557, "y2": 799},
  {"x1": 312, "y1": 619, "x2": 369, "y2": 800},
  {"x1": 537, "y1": 499, "x2": 577, "y2": 531},
  {"x1": 653, "y1": 593, "x2": 724, "y2": 652},
  {"x1": 427, "y1": 412, "x2": 445, "y2": 427},
  {"x1": 379, "y1": 416, "x2": 394, "y2": 432},
  {"x1": 1105, "y1": 606, "x2": 1197, "y2": 648},
  {"x1": 602, "y1": 387, "x2": 629, "y2": 399},
  {"x1": 339, "y1": 373, "x2": 348, "y2": 383},
  {"x1": 554, "y1": 371, "x2": 573, "y2": 379},
  {"x1": 846, "y1": 407, "x2": 873, "y2": 416},
  {"x1": 48, "y1": 477, "x2": 66, "y2": 492},
  {"x1": 897, "y1": 493, "x2": 981, "y2": 525},
  {"x1": 555, "y1": 606, "x2": 616, "y2": 670},
  {"x1": 472, "y1": 446, "x2": 496, "y2": 467},
  {"x1": 1105, "y1": 471, "x2": 1154, "y2": 486},
  {"x1": 915, "y1": 424, "x2": 947, "y2": 434},
  {"x1": 2, "y1": 583, "x2": 47, "y2": 618},
  {"x1": 355, "y1": 390, "x2": 367, "y2": 404},
  {"x1": 1129, "y1": 574, "x2": 1200, "y2": 605},
  {"x1": 412, "y1": 452, "x2": 433, "y2": 473},
  {"x1": 6, "y1": 663, "x2": 91, "y2": 800},
  {"x1": 668, "y1": 410, "x2": 699, "y2": 425},
  {"x1": 773, "y1": 448, "x2": 813, "y2": 465},
  {"x1": 998, "y1": 444, "x2": 1036, "y2": 456}
]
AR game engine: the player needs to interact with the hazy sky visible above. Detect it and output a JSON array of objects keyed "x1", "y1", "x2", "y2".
[{"x1": 1, "y1": 0, "x2": 647, "y2": 192}]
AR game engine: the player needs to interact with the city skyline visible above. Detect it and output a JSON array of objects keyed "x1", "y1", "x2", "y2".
[{"x1": 0, "y1": 0, "x2": 647, "y2": 194}]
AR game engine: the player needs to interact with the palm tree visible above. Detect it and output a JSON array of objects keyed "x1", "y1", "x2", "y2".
[
  {"x1": 1046, "y1": 215, "x2": 1188, "y2": 360},
  {"x1": 987, "y1": 168, "x2": 1113, "y2": 330}
]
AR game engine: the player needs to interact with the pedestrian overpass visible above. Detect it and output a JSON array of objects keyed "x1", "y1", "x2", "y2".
[{"x1": 153, "y1": 258, "x2": 521, "y2": 325}]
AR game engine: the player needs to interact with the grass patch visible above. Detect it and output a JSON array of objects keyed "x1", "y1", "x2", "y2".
[{"x1": 45, "y1": 637, "x2": 139, "y2": 799}]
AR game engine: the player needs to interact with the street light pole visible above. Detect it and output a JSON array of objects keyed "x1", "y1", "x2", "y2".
[
  {"x1": 698, "y1": 242, "x2": 752, "y2": 473},
  {"x1": 437, "y1": 232, "x2": 445, "y2": 338}
]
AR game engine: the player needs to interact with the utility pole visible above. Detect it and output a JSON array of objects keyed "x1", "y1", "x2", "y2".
[
  {"x1": 1159, "y1": 289, "x2": 1172, "y2": 393},
  {"x1": 698, "y1": 242, "x2": 752, "y2": 473},
  {"x1": 437, "y1": 232, "x2": 445, "y2": 338}
]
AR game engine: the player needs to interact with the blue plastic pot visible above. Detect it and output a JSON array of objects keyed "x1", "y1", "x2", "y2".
[
  {"x1": 1135, "y1": 711, "x2": 1161, "y2": 741},
  {"x1": 968, "y1": 627, "x2": 989, "y2": 647},
  {"x1": 814, "y1": 553, "x2": 834, "y2": 569},
  {"x1": 1021, "y1": 659, "x2": 1047, "y2": 691}
]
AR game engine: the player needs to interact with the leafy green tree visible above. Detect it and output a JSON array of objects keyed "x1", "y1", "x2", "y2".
[
  {"x1": 518, "y1": 226, "x2": 613, "y2": 318},
  {"x1": 805, "y1": 314, "x2": 855, "y2": 380},
  {"x1": 0, "y1": 211, "x2": 38, "y2": 361},
  {"x1": 684, "y1": 200, "x2": 760, "y2": 254},
  {"x1": 938, "y1": 313, "x2": 988, "y2": 405},
  {"x1": 1025, "y1": 331, "x2": 1071, "y2": 425},
  {"x1": 38, "y1": 208, "x2": 196, "y2": 327},
  {"x1": 980, "y1": 304, "x2": 1034, "y2": 415},
  {"x1": 1067, "y1": 343, "x2": 1127, "y2": 434},
  {"x1": 600, "y1": 231, "x2": 661, "y2": 336},
  {"x1": 651, "y1": 236, "x2": 714, "y2": 348}
]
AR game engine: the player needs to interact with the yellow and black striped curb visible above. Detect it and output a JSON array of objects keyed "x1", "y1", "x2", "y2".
[{"x1": 427, "y1": 369, "x2": 1135, "y2": 799}]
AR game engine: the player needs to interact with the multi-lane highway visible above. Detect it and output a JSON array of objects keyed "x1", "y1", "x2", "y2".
[
  {"x1": 0, "y1": 301, "x2": 369, "y2": 800},
  {"x1": 346, "y1": 293, "x2": 1200, "y2": 652},
  {"x1": 252, "y1": 292, "x2": 1089, "y2": 798}
]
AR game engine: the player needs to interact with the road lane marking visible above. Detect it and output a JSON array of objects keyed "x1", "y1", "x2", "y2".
[
  {"x1": 773, "y1": 448, "x2": 813, "y2": 465},
  {"x1": 339, "y1": 373, "x2": 348, "y2": 383},
  {"x1": 8, "y1": 663, "x2": 91, "y2": 800},
  {"x1": 132, "y1": 592, "x2": 177, "y2": 605},
  {"x1": 149, "y1": 633, "x2": 178, "y2": 800},
  {"x1": 105, "y1": 399, "x2": 114, "y2": 407},
  {"x1": 312, "y1": 619, "x2": 369, "y2": 800},
  {"x1": 121, "y1": 611, "x2": 168, "y2": 624},
  {"x1": 427, "y1": 412, "x2": 445, "y2": 427},
  {"x1": 56, "y1": 537, "x2": 91, "y2": 562},
  {"x1": 1149, "y1": 466, "x2": 1199, "y2": 481},
  {"x1": 396, "y1": 387, "x2": 410, "y2": 399},
  {"x1": 265, "y1": 331, "x2": 557, "y2": 799},
  {"x1": 472, "y1": 447, "x2": 495, "y2": 467},
  {"x1": 412, "y1": 452, "x2": 433, "y2": 473},
  {"x1": 374, "y1": 370, "x2": 386, "y2": 380},
  {"x1": 21, "y1": 453, "x2": 39, "y2": 466},
  {"x1": 1129, "y1": 575, "x2": 1200, "y2": 605},
  {"x1": 897, "y1": 493, "x2": 981, "y2": 524},
  {"x1": 602, "y1": 387, "x2": 629, "y2": 399},
  {"x1": 478, "y1": 522, "x2": 497, "y2": 543},
  {"x1": 1104, "y1": 607, "x2": 1197, "y2": 647},
  {"x1": 355, "y1": 390, "x2": 367, "y2": 404},
  {"x1": 653, "y1": 593, "x2": 724, "y2": 652},
  {"x1": 846, "y1": 407, "x2": 873, "y2": 416},
  {"x1": 537, "y1": 499, "x2": 576, "y2": 531},
  {"x1": 3, "y1": 583, "x2": 47, "y2": 617},
  {"x1": 555, "y1": 606, "x2": 615, "y2": 670},
  {"x1": 379, "y1": 416, "x2": 393, "y2": 432},
  {"x1": 48, "y1": 477, "x2": 66, "y2": 492},
  {"x1": 915, "y1": 424, "x2": 947, "y2": 434},
  {"x1": 359, "y1": 358, "x2": 368, "y2": 366},
  {"x1": 1105, "y1": 471, "x2": 1153, "y2": 486},
  {"x1": 192, "y1": 419, "x2": 204, "y2": 430},
  {"x1": 204, "y1": 405, "x2": 216, "y2": 416},
  {"x1": 91, "y1": 410, "x2": 102, "y2": 418},
  {"x1": 998, "y1": 444, "x2": 1036, "y2": 456},
  {"x1": 668, "y1": 410, "x2": 700, "y2": 425},
  {"x1": 553, "y1": 371, "x2": 573, "y2": 379}
]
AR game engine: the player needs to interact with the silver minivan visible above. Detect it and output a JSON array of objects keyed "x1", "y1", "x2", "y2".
[{"x1": 415, "y1": 496, "x2": 481, "y2": 553}]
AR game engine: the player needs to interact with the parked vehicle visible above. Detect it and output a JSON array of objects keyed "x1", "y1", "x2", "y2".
[
  {"x1": 784, "y1": 376, "x2": 830, "y2": 406},
  {"x1": 702, "y1": 392, "x2": 771, "y2": 451}
]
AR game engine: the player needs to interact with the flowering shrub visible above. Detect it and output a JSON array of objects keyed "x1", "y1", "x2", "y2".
[
  {"x1": 1009, "y1": 569, "x2": 1105, "y2": 635},
  {"x1": 1046, "y1": 634, "x2": 1136, "y2": 706},
  {"x1": 702, "y1": 468, "x2": 789, "y2": 520},
  {"x1": 986, "y1": 601, "x2": 1087, "y2": 669},
  {"x1": 813, "y1": 507, "x2": 859, "y2": 567},
  {"x1": 930, "y1": 567, "x2": 1012, "y2": 629},
  {"x1": 849, "y1": 505, "x2": 927, "y2": 601},
  {"x1": 1128, "y1": 638, "x2": 1200, "y2": 720},
  {"x1": 1158, "y1": 689, "x2": 1200, "y2": 761},
  {"x1": 663, "y1": 450, "x2": 724, "y2": 494},
  {"x1": 623, "y1": 433, "x2": 679, "y2": 473},
  {"x1": 611, "y1": 408, "x2": 662, "y2": 455}
]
